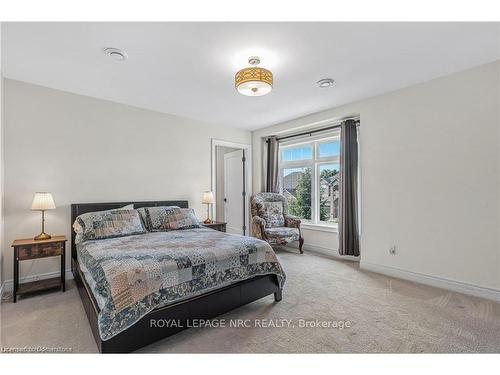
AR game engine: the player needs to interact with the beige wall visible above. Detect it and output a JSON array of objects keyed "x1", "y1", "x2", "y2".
[
  {"x1": 253, "y1": 61, "x2": 500, "y2": 291},
  {"x1": 2, "y1": 79, "x2": 251, "y2": 283}
]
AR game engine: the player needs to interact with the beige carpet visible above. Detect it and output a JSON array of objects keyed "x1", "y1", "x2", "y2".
[{"x1": 2, "y1": 248, "x2": 500, "y2": 353}]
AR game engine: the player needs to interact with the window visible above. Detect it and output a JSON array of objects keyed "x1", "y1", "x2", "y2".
[
  {"x1": 281, "y1": 145, "x2": 313, "y2": 162},
  {"x1": 279, "y1": 134, "x2": 340, "y2": 227},
  {"x1": 319, "y1": 163, "x2": 339, "y2": 224},
  {"x1": 283, "y1": 166, "x2": 312, "y2": 220}
]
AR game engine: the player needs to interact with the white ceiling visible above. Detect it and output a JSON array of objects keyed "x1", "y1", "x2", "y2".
[{"x1": 2, "y1": 22, "x2": 499, "y2": 130}]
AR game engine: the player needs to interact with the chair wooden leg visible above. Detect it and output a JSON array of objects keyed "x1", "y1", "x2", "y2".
[{"x1": 299, "y1": 237, "x2": 304, "y2": 254}]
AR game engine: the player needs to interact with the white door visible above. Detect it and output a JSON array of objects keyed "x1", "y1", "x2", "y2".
[{"x1": 224, "y1": 149, "x2": 244, "y2": 235}]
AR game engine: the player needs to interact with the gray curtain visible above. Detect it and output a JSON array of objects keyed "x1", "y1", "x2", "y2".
[
  {"x1": 266, "y1": 136, "x2": 280, "y2": 193},
  {"x1": 338, "y1": 120, "x2": 360, "y2": 256}
]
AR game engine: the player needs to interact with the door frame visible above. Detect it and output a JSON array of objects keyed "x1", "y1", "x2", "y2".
[
  {"x1": 223, "y1": 149, "x2": 245, "y2": 235},
  {"x1": 211, "y1": 139, "x2": 252, "y2": 236}
]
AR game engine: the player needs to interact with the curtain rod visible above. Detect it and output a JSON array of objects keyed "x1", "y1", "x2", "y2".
[{"x1": 268, "y1": 119, "x2": 359, "y2": 142}]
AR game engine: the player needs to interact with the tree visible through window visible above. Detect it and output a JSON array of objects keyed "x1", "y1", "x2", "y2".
[
  {"x1": 286, "y1": 167, "x2": 312, "y2": 220},
  {"x1": 279, "y1": 136, "x2": 340, "y2": 226}
]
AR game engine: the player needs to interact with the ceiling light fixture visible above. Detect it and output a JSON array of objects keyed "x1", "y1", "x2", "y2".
[
  {"x1": 235, "y1": 56, "x2": 273, "y2": 97},
  {"x1": 104, "y1": 48, "x2": 128, "y2": 62},
  {"x1": 317, "y1": 78, "x2": 335, "y2": 88}
]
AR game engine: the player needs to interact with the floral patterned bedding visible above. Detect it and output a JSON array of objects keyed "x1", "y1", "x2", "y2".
[{"x1": 77, "y1": 228, "x2": 286, "y2": 341}]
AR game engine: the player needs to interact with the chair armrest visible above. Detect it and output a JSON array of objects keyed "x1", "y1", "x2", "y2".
[
  {"x1": 285, "y1": 214, "x2": 301, "y2": 228},
  {"x1": 252, "y1": 216, "x2": 267, "y2": 239}
]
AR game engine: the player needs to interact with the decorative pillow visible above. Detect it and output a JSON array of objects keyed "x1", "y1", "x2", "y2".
[
  {"x1": 73, "y1": 208, "x2": 145, "y2": 243},
  {"x1": 138, "y1": 206, "x2": 201, "y2": 232},
  {"x1": 136, "y1": 207, "x2": 149, "y2": 230},
  {"x1": 72, "y1": 204, "x2": 133, "y2": 232},
  {"x1": 259, "y1": 201, "x2": 285, "y2": 228}
]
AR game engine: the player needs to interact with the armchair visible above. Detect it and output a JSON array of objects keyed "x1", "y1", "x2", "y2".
[{"x1": 251, "y1": 192, "x2": 304, "y2": 253}]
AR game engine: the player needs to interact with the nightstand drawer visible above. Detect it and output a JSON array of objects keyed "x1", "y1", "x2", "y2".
[
  {"x1": 17, "y1": 242, "x2": 63, "y2": 260},
  {"x1": 212, "y1": 224, "x2": 226, "y2": 232}
]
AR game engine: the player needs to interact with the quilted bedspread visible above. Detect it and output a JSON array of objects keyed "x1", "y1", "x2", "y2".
[{"x1": 77, "y1": 228, "x2": 286, "y2": 340}]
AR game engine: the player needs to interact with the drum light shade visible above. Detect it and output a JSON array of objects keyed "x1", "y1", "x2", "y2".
[
  {"x1": 235, "y1": 67, "x2": 273, "y2": 96},
  {"x1": 235, "y1": 56, "x2": 273, "y2": 97},
  {"x1": 31, "y1": 192, "x2": 56, "y2": 210}
]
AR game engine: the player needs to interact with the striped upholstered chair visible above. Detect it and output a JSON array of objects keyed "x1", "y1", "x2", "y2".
[{"x1": 251, "y1": 192, "x2": 304, "y2": 253}]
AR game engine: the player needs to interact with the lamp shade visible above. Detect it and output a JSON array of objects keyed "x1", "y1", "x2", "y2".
[
  {"x1": 235, "y1": 56, "x2": 273, "y2": 97},
  {"x1": 202, "y1": 191, "x2": 215, "y2": 204},
  {"x1": 31, "y1": 192, "x2": 56, "y2": 210},
  {"x1": 235, "y1": 67, "x2": 273, "y2": 96}
]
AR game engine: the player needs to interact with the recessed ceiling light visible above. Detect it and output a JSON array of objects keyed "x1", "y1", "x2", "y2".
[
  {"x1": 104, "y1": 48, "x2": 128, "y2": 62},
  {"x1": 317, "y1": 78, "x2": 335, "y2": 88}
]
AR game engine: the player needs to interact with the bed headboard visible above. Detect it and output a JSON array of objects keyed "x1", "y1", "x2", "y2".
[{"x1": 70, "y1": 200, "x2": 189, "y2": 261}]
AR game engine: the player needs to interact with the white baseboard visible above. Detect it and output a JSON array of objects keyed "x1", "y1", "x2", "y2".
[
  {"x1": 360, "y1": 261, "x2": 500, "y2": 302},
  {"x1": 1, "y1": 268, "x2": 74, "y2": 295},
  {"x1": 286, "y1": 242, "x2": 360, "y2": 262}
]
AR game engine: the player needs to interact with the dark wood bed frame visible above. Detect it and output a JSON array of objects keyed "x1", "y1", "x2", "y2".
[{"x1": 71, "y1": 200, "x2": 282, "y2": 353}]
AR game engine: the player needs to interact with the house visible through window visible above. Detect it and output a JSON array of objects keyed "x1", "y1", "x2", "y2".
[{"x1": 279, "y1": 133, "x2": 340, "y2": 227}]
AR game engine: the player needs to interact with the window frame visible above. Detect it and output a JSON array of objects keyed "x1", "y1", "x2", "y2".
[{"x1": 278, "y1": 132, "x2": 340, "y2": 228}]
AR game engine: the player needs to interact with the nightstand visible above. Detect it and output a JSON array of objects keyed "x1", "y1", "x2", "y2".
[
  {"x1": 201, "y1": 221, "x2": 227, "y2": 232},
  {"x1": 11, "y1": 236, "x2": 67, "y2": 302}
]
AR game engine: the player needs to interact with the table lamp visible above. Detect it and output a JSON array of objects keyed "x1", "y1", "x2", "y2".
[
  {"x1": 202, "y1": 191, "x2": 215, "y2": 224},
  {"x1": 31, "y1": 192, "x2": 56, "y2": 240}
]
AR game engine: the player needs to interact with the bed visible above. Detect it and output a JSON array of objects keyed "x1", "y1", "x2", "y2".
[{"x1": 71, "y1": 200, "x2": 285, "y2": 353}]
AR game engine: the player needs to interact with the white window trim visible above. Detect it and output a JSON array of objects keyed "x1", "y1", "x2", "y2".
[
  {"x1": 279, "y1": 132, "x2": 340, "y2": 229},
  {"x1": 301, "y1": 222, "x2": 338, "y2": 233}
]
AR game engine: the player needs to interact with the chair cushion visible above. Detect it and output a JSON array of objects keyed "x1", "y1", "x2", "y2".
[
  {"x1": 259, "y1": 201, "x2": 285, "y2": 228},
  {"x1": 264, "y1": 227, "x2": 300, "y2": 243}
]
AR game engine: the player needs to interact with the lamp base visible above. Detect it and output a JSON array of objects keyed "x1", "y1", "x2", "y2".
[
  {"x1": 203, "y1": 218, "x2": 213, "y2": 224},
  {"x1": 34, "y1": 232, "x2": 52, "y2": 241}
]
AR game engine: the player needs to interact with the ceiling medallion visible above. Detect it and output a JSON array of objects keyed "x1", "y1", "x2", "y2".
[{"x1": 235, "y1": 56, "x2": 273, "y2": 97}]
